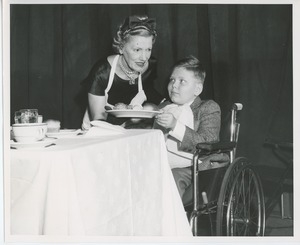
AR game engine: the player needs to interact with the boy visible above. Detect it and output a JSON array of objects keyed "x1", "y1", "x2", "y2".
[{"x1": 154, "y1": 55, "x2": 221, "y2": 198}]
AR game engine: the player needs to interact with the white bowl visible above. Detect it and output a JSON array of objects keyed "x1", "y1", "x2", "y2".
[{"x1": 12, "y1": 123, "x2": 48, "y2": 143}]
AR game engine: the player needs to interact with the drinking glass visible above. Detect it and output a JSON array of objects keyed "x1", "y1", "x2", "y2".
[{"x1": 14, "y1": 109, "x2": 39, "y2": 124}]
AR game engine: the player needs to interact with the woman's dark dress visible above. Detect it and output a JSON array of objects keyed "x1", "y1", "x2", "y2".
[{"x1": 86, "y1": 56, "x2": 163, "y2": 125}]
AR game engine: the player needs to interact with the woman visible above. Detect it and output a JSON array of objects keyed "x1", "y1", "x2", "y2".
[{"x1": 82, "y1": 15, "x2": 164, "y2": 130}]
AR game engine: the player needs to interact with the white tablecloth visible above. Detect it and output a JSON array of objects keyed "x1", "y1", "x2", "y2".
[{"x1": 10, "y1": 129, "x2": 192, "y2": 237}]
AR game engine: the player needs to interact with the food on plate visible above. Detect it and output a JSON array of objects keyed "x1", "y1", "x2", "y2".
[
  {"x1": 45, "y1": 119, "x2": 61, "y2": 133},
  {"x1": 114, "y1": 103, "x2": 128, "y2": 110},
  {"x1": 113, "y1": 103, "x2": 143, "y2": 110},
  {"x1": 112, "y1": 103, "x2": 159, "y2": 111},
  {"x1": 132, "y1": 105, "x2": 143, "y2": 110},
  {"x1": 142, "y1": 102, "x2": 159, "y2": 111}
]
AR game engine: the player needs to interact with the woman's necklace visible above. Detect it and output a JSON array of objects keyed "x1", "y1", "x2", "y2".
[{"x1": 119, "y1": 56, "x2": 139, "y2": 85}]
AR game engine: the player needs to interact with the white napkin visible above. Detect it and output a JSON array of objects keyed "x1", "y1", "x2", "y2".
[
  {"x1": 164, "y1": 103, "x2": 195, "y2": 168},
  {"x1": 162, "y1": 104, "x2": 194, "y2": 129},
  {"x1": 84, "y1": 121, "x2": 125, "y2": 137}
]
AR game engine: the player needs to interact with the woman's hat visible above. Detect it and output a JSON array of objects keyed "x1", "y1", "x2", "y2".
[{"x1": 121, "y1": 15, "x2": 157, "y2": 36}]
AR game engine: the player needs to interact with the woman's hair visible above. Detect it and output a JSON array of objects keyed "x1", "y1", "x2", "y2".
[
  {"x1": 172, "y1": 55, "x2": 206, "y2": 84},
  {"x1": 112, "y1": 15, "x2": 157, "y2": 54}
]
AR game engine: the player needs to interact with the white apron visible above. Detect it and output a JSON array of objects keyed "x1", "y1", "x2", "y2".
[{"x1": 82, "y1": 55, "x2": 146, "y2": 130}]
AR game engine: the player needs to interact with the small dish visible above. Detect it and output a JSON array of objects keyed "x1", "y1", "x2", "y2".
[
  {"x1": 46, "y1": 129, "x2": 81, "y2": 138},
  {"x1": 10, "y1": 137, "x2": 57, "y2": 149},
  {"x1": 106, "y1": 109, "x2": 162, "y2": 118}
]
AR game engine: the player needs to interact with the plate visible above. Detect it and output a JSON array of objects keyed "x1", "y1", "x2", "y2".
[
  {"x1": 46, "y1": 129, "x2": 81, "y2": 138},
  {"x1": 10, "y1": 137, "x2": 56, "y2": 149},
  {"x1": 106, "y1": 109, "x2": 162, "y2": 118}
]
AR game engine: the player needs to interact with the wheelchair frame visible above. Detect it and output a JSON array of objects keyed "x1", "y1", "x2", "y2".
[
  {"x1": 263, "y1": 139, "x2": 293, "y2": 220},
  {"x1": 187, "y1": 103, "x2": 266, "y2": 236}
]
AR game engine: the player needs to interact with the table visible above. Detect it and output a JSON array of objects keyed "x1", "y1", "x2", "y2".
[{"x1": 10, "y1": 129, "x2": 192, "y2": 237}]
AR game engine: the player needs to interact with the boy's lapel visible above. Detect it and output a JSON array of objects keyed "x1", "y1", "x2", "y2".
[
  {"x1": 190, "y1": 96, "x2": 202, "y2": 129},
  {"x1": 190, "y1": 96, "x2": 202, "y2": 111}
]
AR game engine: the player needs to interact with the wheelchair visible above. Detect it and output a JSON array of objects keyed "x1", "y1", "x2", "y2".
[{"x1": 182, "y1": 103, "x2": 266, "y2": 236}]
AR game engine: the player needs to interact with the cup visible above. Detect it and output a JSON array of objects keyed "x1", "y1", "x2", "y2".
[
  {"x1": 38, "y1": 115, "x2": 43, "y2": 123},
  {"x1": 12, "y1": 123, "x2": 47, "y2": 143},
  {"x1": 14, "y1": 109, "x2": 39, "y2": 124}
]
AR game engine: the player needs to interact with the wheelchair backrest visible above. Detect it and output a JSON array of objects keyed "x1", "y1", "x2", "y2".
[{"x1": 220, "y1": 103, "x2": 243, "y2": 163}]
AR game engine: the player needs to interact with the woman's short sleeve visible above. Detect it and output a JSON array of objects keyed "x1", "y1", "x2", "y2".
[{"x1": 86, "y1": 59, "x2": 111, "y2": 96}]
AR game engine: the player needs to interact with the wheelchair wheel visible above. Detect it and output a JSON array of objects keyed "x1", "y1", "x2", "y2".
[{"x1": 216, "y1": 157, "x2": 265, "y2": 236}]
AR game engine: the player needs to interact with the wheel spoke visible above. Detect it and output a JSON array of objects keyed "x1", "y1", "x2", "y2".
[
  {"x1": 231, "y1": 172, "x2": 249, "y2": 235},
  {"x1": 231, "y1": 169, "x2": 262, "y2": 235},
  {"x1": 216, "y1": 158, "x2": 265, "y2": 236},
  {"x1": 240, "y1": 171, "x2": 248, "y2": 235}
]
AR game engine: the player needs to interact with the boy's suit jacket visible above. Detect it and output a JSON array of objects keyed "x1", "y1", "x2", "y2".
[{"x1": 159, "y1": 96, "x2": 221, "y2": 154}]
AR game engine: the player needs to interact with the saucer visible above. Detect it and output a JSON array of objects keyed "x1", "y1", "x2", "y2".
[{"x1": 10, "y1": 137, "x2": 56, "y2": 149}]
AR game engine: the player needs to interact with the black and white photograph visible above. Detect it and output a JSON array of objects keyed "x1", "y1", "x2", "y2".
[{"x1": 1, "y1": 0, "x2": 299, "y2": 244}]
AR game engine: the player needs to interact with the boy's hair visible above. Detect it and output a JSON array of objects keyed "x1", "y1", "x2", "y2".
[{"x1": 172, "y1": 55, "x2": 206, "y2": 84}]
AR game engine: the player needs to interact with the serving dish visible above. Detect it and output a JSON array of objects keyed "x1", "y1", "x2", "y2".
[{"x1": 106, "y1": 109, "x2": 162, "y2": 118}]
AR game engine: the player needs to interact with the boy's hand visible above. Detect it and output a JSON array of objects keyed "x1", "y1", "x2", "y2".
[{"x1": 155, "y1": 113, "x2": 177, "y2": 130}]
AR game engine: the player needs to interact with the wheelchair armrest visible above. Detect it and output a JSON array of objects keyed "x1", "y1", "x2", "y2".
[
  {"x1": 196, "y1": 141, "x2": 236, "y2": 155},
  {"x1": 264, "y1": 138, "x2": 293, "y2": 168}
]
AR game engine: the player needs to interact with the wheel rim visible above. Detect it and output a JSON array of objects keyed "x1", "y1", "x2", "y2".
[
  {"x1": 216, "y1": 158, "x2": 265, "y2": 236},
  {"x1": 226, "y1": 166, "x2": 264, "y2": 235}
]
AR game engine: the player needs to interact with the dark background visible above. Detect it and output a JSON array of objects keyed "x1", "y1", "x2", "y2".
[{"x1": 10, "y1": 4, "x2": 293, "y2": 168}]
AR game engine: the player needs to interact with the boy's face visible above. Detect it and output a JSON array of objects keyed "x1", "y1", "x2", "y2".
[{"x1": 168, "y1": 67, "x2": 203, "y2": 105}]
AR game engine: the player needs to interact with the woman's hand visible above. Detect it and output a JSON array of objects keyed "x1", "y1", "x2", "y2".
[{"x1": 155, "y1": 112, "x2": 177, "y2": 130}]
